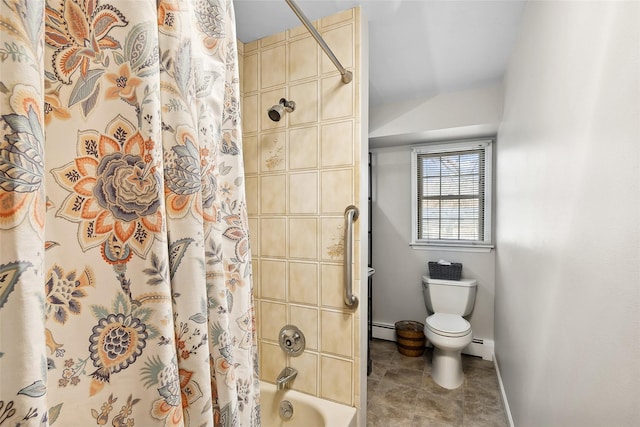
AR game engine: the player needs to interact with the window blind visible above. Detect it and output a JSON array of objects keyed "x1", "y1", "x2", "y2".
[{"x1": 416, "y1": 148, "x2": 486, "y2": 241}]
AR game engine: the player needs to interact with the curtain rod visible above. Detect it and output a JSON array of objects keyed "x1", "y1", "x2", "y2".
[{"x1": 284, "y1": 0, "x2": 353, "y2": 84}]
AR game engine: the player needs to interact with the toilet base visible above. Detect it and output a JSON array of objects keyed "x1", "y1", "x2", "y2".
[{"x1": 431, "y1": 347, "x2": 464, "y2": 389}]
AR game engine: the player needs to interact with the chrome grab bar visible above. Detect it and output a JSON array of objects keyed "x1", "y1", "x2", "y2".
[{"x1": 343, "y1": 205, "x2": 359, "y2": 308}]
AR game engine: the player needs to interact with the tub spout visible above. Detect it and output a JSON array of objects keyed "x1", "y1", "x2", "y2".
[{"x1": 276, "y1": 367, "x2": 298, "y2": 390}]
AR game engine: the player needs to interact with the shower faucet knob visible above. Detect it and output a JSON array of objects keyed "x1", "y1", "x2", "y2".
[{"x1": 279, "y1": 325, "x2": 305, "y2": 356}]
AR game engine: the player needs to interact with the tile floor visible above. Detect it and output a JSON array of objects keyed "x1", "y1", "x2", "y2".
[{"x1": 366, "y1": 339, "x2": 508, "y2": 427}]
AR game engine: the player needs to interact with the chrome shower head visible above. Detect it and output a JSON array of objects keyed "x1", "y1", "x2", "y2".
[{"x1": 267, "y1": 98, "x2": 296, "y2": 122}]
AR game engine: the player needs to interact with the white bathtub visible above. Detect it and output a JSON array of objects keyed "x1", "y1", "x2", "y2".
[{"x1": 260, "y1": 381, "x2": 357, "y2": 427}]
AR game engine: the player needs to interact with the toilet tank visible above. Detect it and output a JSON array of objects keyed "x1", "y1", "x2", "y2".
[{"x1": 422, "y1": 276, "x2": 477, "y2": 316}]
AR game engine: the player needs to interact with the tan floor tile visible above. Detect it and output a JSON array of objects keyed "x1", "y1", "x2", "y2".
[
  {"x1": 413, "y1": 388, "x2": 464, "y2": 425},
  {"x1": 367, "y1": 403, "x2": 414, "y2": 427},
  {"x1": 370, "y1": 338, "x2": 396, "y2": 352},
  {"x1": 382, "y1": 366, "x2": 425, "y2": 389},
  {"x1": 367, "y1": 378, "x2": 379, "y2": 402},
  {"x1": 370, "y1": 348, "x2": 395, "y2": 366},
  {"x1": 367, "y1": 339, "x2": 508, "y2": 427},
  {"x1": 369, "y1": 380, "x2": 417, "y2": 414},
  {"x1": 421, "y1": 372, "x2": 464, "y2": 401},
  {"x1": 412, "y1": 415, "x2": 455, "y2": 427},
  {"x1": 390, "y1": 350, "x2": 429, "y2": 372},
  {"x1": 368, "y1": 360, "x2": 387, "y2": 380}
]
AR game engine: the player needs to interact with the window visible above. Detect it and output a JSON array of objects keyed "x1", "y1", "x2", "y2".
[{"x1": 411, "y1": 139, "x2": 493, "y2": 249}]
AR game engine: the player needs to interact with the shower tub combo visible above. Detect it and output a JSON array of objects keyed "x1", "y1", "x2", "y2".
[{"x1": 260, "y1": 382, "x2": 357, "y2": 427}]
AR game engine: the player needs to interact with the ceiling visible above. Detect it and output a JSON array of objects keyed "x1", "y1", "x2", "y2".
[{"x1": 233, "y1": 0, "x2": 527, "y2": 109}]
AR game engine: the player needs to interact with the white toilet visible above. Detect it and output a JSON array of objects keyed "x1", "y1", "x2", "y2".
[{"x1": 422, "y1": 276, "x2": 477, "y2": 389}]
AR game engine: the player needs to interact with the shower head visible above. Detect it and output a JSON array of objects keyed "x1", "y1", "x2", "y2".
[{"x1": 267, "y1": 98, "x2": 296, "y2": 122}]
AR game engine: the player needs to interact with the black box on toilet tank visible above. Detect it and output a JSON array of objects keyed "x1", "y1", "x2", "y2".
[{"x1": 428, "y1": 262, "x2": 462, "y2": 281}]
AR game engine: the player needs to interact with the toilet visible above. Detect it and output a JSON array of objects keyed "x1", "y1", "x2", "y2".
[{"x1": 422, "y1": 276, "x2": 477, "y2": 389}]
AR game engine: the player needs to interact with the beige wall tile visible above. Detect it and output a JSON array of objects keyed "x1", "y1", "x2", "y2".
[
  {"x1": 321, "y1": 75, "x2": 354, "y2": 120},
  {"x1": 289, "y1": 81, "x2": 318, "y2": 126},
  {"x1": 320, "y1": 24, "x2": 354, "y2": 74},
  {"x1": 289, "y1": 36, "x2": 318, "y2": 82},
  {"x1": 260, "y1": 341, "x2": 286, "y2": 383},
  {"x1": 354, "y1": 243, "x2": 360, "y2": 281},
  {"x1": 288, "y1": 217, "x2": 318, "y2": 260},
  {"x1": 353, "y1": 364, "x2": 360, "y2": 413},
  {"x1": 320, "y1": 8, "x2": 353, "y2": 28},
  {"x1": 289, "y1": 262, "x2": 318, "y2": 305},
  {"x1": 321, "y1": 217, "x2": 344, "y2": 261},
  {"x1": 290, "y1": 305, "x2": 319, "y2": 350},
  {"x1": 261, "y1": 301, "x2": 287, "y2": 342},
  {"x1": 260, "y1": 174, "x2": 286, "y2": 215},
  {"x1": 260, "y1": 218, "x2": 286, "y2": 258},
  {"x1": 248, "y1": 218, "x2": 259, "y2": 257},
  {"x1": 261, "y1": 89, "x2": 286, "y2": 131},
  {"x1": 245, "y1": 176, "x2": 258, "y2": 216},
  {"x1": 243, "y1": 94, "x2": 258, "y2": 133},
  {"x1": 321, "y1": 263, "x2": 344, "y2": 308},
  {"x1": 238, "y1": 48, "x2": 244, "y2": 92},
  {"x1": 320, "y1": 356, "x2": 353, "y2": 405},
  {"x1": 261, "y1": 260, "x2": 286, "y2": 301},
  {"x1": 249, "y1": 7, "x2": 360, "y2": 404},
  {"x1": 289, "y1": 126, "x2": 318, "y2": 170},
  {"x1": 244, "y1": 53, "x2": 259, "y2": 93},
  {"x1": 321, "y1": 169, "x2": 353, "y2": 214},
  {"x1": 260, "y1": 31, "x2": 285, "y2": 48},
  {"x1": 243, "y1": 135, "x2": 258, "y2": 174},
  {"x1": 289, "y1": 351, "x2": 318, "y2": 395},
  {"x1": 260, "y1": 132, "x2": 286, "y2": 172},
  {"x1": 354, "y1": 316, "x2": 360, "y2": 357},
  {"x1": 244, "y1": 40, "x2": 258, "y2": 53},
  {"x1": 288, "y1": 19, "x2": 319, "y2": 39},
  {"x1": 321, "y1": 121, "x2": 354, "y2": 167},
  {"x1": 321, "y1": 310, "x2": 353, "y2": 357},
  {"x1": 261, "y1": 45, "x2": 286, "y2": 89},
  {"x1": 289, "y1": 172, "x2": 318, "y2": 214}
]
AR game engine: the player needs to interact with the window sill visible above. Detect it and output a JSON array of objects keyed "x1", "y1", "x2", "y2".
[{"x1": 409, "y1": 242, "x2": 494, "y2": 253}]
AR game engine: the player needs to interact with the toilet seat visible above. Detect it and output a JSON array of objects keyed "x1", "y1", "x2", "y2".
[{"x1": 426, "y1": 313, "x2": 471, "y2": 338}]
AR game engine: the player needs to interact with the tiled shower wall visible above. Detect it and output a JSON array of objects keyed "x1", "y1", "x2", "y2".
[{"x1": 238, "y1": 8, "x2": 362, "y2": 408}]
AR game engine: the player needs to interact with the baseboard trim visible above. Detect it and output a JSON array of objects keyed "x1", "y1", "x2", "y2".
[
  {"x1": 493, "y1": 354, "x2": 515, "y2": 427},
  {"x1": 372, "y1": 321, "x2": 494, "y2": 361}
]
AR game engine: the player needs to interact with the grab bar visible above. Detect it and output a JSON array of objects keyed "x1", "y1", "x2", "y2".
[{"x1": 343, "y1": 205, "x2": 359, "y2": 308}]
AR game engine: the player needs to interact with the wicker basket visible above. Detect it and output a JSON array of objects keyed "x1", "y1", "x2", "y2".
[
  {"x1": 395, "y1": 321, "x2": 425, "y2": 357},
  {"x1": 428, "y1": 262, "x2": 462, "y2": 280}
]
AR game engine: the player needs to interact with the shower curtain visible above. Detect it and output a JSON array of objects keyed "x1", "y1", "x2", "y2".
[{"x1": 0, "y1": 0, "x2": 260, "y2": 426}]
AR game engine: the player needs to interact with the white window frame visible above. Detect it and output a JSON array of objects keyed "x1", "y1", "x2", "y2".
[{"x1": 410, "y1": 139, "x2": 494, "y2": 251}]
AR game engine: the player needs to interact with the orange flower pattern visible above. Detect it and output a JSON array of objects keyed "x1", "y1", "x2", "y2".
[
  {"x1": 105, "y1": 63, "x2": 143, "y2": 103},
  {"x1": 51, "y1": 115, "x2": 163, "y2": 263},
  {"x1": 45, "y1": 0, "x2": 127, "y2": 84}
]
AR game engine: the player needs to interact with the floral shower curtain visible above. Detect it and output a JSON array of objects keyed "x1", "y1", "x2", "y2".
[{"x1": 0, "y1": 0, "x2": 260, "y2": 426}]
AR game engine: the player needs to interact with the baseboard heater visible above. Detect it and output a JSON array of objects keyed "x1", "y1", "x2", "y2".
[
  {"x1": 373, "y1": 322, "x2": 395, "y2": 329},
  {"x1": 372, "y1": 321, "x2": 494, "y2": 361}
]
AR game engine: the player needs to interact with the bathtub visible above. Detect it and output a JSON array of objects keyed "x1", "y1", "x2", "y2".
[{"x1": 260, "y1": 381, "x2": 357, "y2": 427}]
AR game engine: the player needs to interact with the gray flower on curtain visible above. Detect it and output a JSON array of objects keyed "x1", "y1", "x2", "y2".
[{"x1": 88, "y1": 312, "x2": 148, "y2": 395}]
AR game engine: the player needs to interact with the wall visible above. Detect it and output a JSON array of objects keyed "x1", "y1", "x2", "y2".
[
  {"x1": 495, "y1": 1, "x2": 639, "y2": 426},
  {"x1": 369, "y1": 85, "x2": 503, "y2": 359},
  {"x1": 238, "y1": 8, "x2": 366, "y2": 411},
  {"x1": 369, "y1": 84, "x2": 503, "y2": 148}
]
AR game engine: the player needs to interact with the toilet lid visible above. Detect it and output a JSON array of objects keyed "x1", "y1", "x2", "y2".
[{"x1": 426, "y1": 313, "x2": 471, "y2": 338}]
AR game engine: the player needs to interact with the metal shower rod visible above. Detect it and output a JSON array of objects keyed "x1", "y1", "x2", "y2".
[{"x1": 284, "y1": 0, "x2": 353, "y2": 84}]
